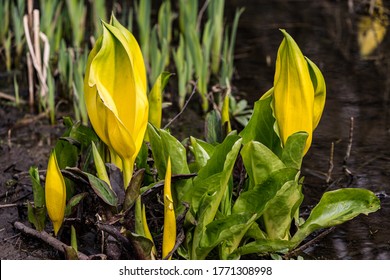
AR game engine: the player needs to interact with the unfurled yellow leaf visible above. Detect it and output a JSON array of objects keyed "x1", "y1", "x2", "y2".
[
  {"x1": 273, "y1": 29, "x2": 315, "y2": 155},
  {"x1": 84, "y1": 15, "x2": 148, "y2": 188}
]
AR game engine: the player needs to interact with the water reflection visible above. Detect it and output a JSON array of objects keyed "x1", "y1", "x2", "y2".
[{"x1": 229, "y1": 0, "x2": 390, "y2": 259}]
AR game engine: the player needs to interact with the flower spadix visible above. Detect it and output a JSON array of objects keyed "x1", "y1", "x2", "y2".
[
  {"x1": 45, "y1": 151, "x2": 66, "y2": 236},
  {"x1": 273, "y1": 29, "x2": 325, "y2": 155},
  {"x1": 84, "y1": 15, "x2": 148, "y2": 188}
]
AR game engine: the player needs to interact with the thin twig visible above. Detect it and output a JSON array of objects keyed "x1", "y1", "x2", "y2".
[
  {"x1": 13, "y1": 221, "x2": 90, "y2": 260},
  {"x1": 326, "y1": 142, "x2": 335, "y2": 184},
  {"x1": 163, "y1": 81, "x2": 198, "y2": 129},
  {"x1": 0, "y1": 91, "x2": 26, "y2": 104},
  {"x1": 285, "y1": 227, "x2": 335, "y2": 259},
  {"x1": 343, "y1": 117, "x2": 354, "y2": 177}
]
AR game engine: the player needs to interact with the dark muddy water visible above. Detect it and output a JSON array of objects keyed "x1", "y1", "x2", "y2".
[{"x1": 230, "y1": 0, "x2": 390, "y2": 259}]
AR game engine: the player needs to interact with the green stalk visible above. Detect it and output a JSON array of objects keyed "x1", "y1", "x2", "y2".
[{"x1": 135, "y1": 0, "x2": 151, "y2": 65}]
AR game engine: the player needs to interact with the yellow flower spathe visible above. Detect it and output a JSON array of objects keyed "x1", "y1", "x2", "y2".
[
  {"x1": 84, "y1": 15, "x2": 148, "y2": 188},
  {"x1": 162, "y1": 157, "x2": 176, "y2": 260},
  {"x1": 273, "y1": 29, "x2": 323, "y2": 155},
  {"x1": 45, "y1": 151, "x2": 66, "y2": 236}
]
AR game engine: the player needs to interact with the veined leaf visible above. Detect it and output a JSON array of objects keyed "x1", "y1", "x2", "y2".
[
  {"x1": 263, "y1": 179, "x2": 303, "y2": 240},
  {"x1": 281, "y1": 132, "x2": 308, "y2": 169},
  {"x1": 85, "y1": 172, "x2": 118, "y2": 206},
  {"x1": 239, "y1": 90, "x2": 281, "y2": 155},
  {"x1": 232, "y1": 239, "x2": 293, "y2": 259},
  {"x1": 291, "y1": 188, "x2": 380, "y2": 245},
  {"x1": 147, "y1": 124, "x2": 192, "y2": 213},
  {"x1": 199, "y1": 213, "x2": 258, "y2": 260},
  {"x1": 190, "y1": 134, "x2": 242, "y2": 259},
  {"x1": 241, "y1": 140, "x2": 285, "y2": 189},
  {"x1": 232, "y1": 168, "x2": 298, "y2": 215},
  {"x1": 189, "y1": 136, "x2": 215, "y2": 171}
]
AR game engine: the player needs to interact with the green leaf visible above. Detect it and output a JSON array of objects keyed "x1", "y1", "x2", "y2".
[
  {"x1": 199, "y1": 213, "x2": 258, "y2": 260},
  {"x1": 147, "y1": 124, "x2": 192, "y2": 212},
  {"x1": 189, "y1": 136, "x2": 215, "y2": 171},
  {"x1": 148, "y1": 72, "x2": 173, "y2": 129},
  {"x1": 123, "y1": 169, "x2": 144, "y2": 211},
  {"x1": 85, "y1": 172, "x2": 118, "y2": 206},
  {"x1": 190, "y1": 135, "x2": 242, "y2": 259},
  {"x1": 262, "y1": 179, "x2": 303, "y2": 240},
  {"x1": 241, "y1": 141, "x2": 285, "y2": 188},
  {"x1": 64, "y1": 192, "x2": 88, "y2": 216},
  {"x1": 27, "y1": 202, "x2": 46, "y2": 232},
  {"x1": 205, "y1": 109, "x2": 222, "y2": 144},
  {"x1": 281, "y1": 132, "x2": 308, "y2": 169},
  {"x1": 291, "y1": 188, "x2": 381, "y2": 245},
  {"x1": 29, "y1": 166, "x2": 45, "y2": 208},
  {"x1": 232, "y1": 168, "x2": 298, "y2": 215},
  {"x1": 233, "y1": 239, "x2": 293, "y2": 258},
  {"x1": 239, "y1": 90, "x2": 281, "y2": 155}
]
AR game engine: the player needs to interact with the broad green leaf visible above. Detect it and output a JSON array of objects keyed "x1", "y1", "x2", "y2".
[
  {"x1": 245, "y1": 223, "x2": 267, "y2": 240},
  {"x1": 190, "y1": 173, "x2": 222, "y2": 213},
  {"x1": 239, "y1": 90, "x2": 281, "y2": 155},
  {"x1": 147, "y1": 124, "x2": 190, "y2": 178},
  {"x1": 85, "y1": 172, "x2": 118, "y2": 206},
  {"x1": 147, "y1": 124, "x2": 192, "y2": 213},
  {"x1": 291, "y1": 188, "x2": 381, "y2": 245},
  {"x1": 196, "y1": 133, "x2": 240, "y2": 181},
  {"x1": 281, "y1": 132, "x2": 308, "y2": 169},
  {"x1": 241, "y1": 141, "x2": 285, "y2": 189},
  {"x1": 199, "y1": 213, "x2": 258, "y2": 260},
  {"x1": 29, "y1": 166, "x2": 45, "y2": 208},
  {"x1": 233, "y1": 168, "x2": 298, "y2": 215},
  {"x1": 190, "y1": 135, "x2": 242, "y2": 259},
  {"x1": 232, "y1": 239, "x2": 293, "y2": 258},
  {"x1": 263, "y1": 179, "x2": 303, "y2": 240},
  {"x1": 189, "y1": 136, "x2": 215, "y2": 171}
]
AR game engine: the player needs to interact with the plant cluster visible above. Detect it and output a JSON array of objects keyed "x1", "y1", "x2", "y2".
[
  {"x1": 25, "y1": 15, "x2": 380, "y2": 260},
  {"x1": 0, "y1": 0, "x2": 248, "y2": 129}
]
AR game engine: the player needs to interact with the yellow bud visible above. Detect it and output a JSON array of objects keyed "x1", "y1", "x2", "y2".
[{"x1": 45, "y1": 151, "x2": 66, "y2": 235}]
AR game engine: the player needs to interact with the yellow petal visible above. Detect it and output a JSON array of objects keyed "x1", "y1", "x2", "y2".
[
  {"x1": 45, "y1": 151, "x2": 66, "y2": 235},
  {"x1": 162, "y1": 157, "x2": 176, "y2": 259},
  {"x1": 273, "y1": 29, "x2": 315, "y2": 155},
  {"x1": 305, "y1": 57, "x2": 326, "y2": 130}
]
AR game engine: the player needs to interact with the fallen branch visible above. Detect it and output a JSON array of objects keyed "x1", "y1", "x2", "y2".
[
  {"x1": 13, "y1": 221, "x2": 90, "y2": 260},
  {"x1": 284, "y1": 227, "x2": 335, "y2": 259}
]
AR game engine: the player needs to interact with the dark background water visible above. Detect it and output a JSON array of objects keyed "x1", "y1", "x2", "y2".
[{"x1": 229, "y1": 0, "x2": 390, "y2": 259}]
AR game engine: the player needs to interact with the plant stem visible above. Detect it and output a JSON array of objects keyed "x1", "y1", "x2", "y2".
[{"x1": 122, "y1": 158, "x2": 133, "y2": 190}]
